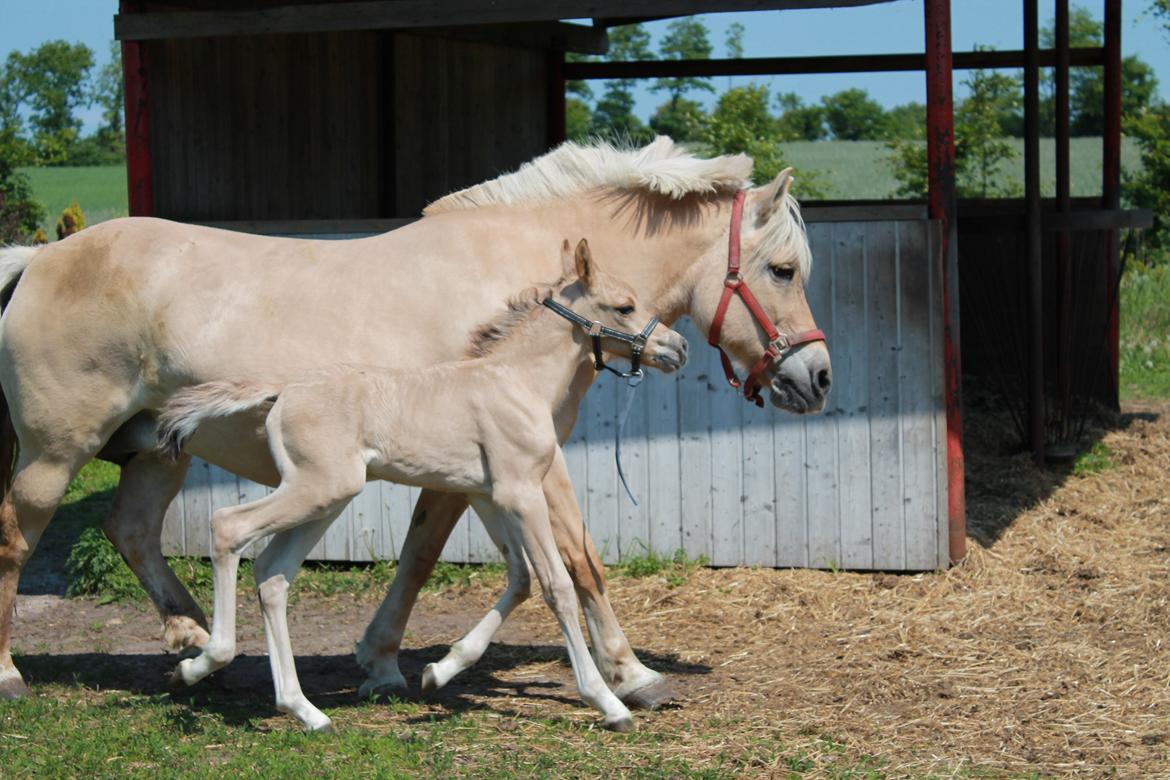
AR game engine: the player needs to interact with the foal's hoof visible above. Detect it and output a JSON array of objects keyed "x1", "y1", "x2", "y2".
[
  {"x1": 359, "y1": 675, "x2": 408, "y2": 701},
  {"x1": 604, "y1": 714, "x2": 636, "y2": 733},
  {"x1": 0, "y1": 672, "x2": 31, "y2": 700},
  {"x1": 420, "y1": 663, "x2": 440, "y2": 694},
  {"x1": 163, "y1": 616, "x2": 210, "y2": 651},
  {"x1": 309, "y1": 719, "x2": 336, "y2": 735},
  {"x1": 167, "y1": 664, "x2": 191, "y2": 690},
  {"x1": 620, "y1": 679, "x2": 678, "y2": 711}
]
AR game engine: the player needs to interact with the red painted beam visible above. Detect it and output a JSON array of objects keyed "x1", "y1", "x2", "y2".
[
  {"x1": 121, "y1": 1, "x2": 153, "y2": 217},
  {"x1": 924, "y1": 0, "x2": 965, "y2": 565}
]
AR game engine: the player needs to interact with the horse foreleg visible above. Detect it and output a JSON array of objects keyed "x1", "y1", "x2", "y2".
[
  {"x1": 542, "y1": 448, "x2": 677, "y2": 710},
  {"x1": 355, "y1": 489, "x2": 465, "y2": 699},
  {"x1": 102, "y1": 452, "x2": 210, "y2": 651}
]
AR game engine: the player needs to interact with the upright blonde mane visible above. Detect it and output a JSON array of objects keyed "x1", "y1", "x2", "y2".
[{"x1": 424, "y1": 136, "x2": 752, "y2": 215}]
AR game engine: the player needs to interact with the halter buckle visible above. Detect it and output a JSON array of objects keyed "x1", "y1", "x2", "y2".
[{"x1": 769, "y1": 334, "x2": 790, "y2": 353}]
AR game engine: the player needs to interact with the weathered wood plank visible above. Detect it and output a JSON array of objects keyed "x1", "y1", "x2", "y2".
[
  {"x1": 677, "y1": 323, "x2": 713, "y2": 563},
  {"x1": 866, "y1": 221, "x2": 905, "y2": 570},
  {"x1": 833, "y1": 223, "x2": 873, "y2": 569},
  {"x1": 646, "y1": 361, "x2": 682, "y2": 557},
  {"x1": 617, "y1": 378, "x2": 650, "y2": 560},
  {"x1": 585, "y1": 373, "x2": 620, "y2": 562},
  {"x1": 182, "y1": 459, "x2": 213, "y2": 558}
]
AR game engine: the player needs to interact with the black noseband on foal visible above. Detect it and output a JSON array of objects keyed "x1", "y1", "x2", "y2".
[{"x1": 541, "y1": 298, "x2": 659, "y2": 380}]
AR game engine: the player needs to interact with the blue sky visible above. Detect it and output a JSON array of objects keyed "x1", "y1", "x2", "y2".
[{"x1": 2, "y1": 0, "x2": 1167, "y2": 131}]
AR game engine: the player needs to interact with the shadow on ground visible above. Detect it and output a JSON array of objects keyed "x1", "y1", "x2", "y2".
[{"x1": 15, "y1": 642, "x2": 710, "y2": 727}]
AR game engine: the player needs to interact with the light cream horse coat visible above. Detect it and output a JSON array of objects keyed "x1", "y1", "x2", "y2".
[
  {"x1": 159, "y1": 239, "x2": 688, "y2": 732},
  {"x1": 0, "y1": 138, "x2": 830, "y2": 707}
]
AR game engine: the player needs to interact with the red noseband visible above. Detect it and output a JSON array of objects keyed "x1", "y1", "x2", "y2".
[{"x1": 706, "y1": 189, "x2": 827, "y2": 408}]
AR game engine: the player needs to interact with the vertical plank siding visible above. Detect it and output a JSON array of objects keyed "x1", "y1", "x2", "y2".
[{"x1": 161, "y1": 219, "x2": 948, "y2": 570}]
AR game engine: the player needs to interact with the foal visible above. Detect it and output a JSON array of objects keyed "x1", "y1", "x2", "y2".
[{"x1": 157, "y1": 239, "x2": 688, "y2": 733}]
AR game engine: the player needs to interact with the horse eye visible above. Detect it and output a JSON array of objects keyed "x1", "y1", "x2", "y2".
[
  {"x1": 770, "y1": 265, "x2": 795, "y2": 282},
  {"x1": 615, "y1": 305, "x2": 635, "y2": 316}
]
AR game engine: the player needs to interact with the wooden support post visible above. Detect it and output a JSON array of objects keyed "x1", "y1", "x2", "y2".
[
  {"x1": 1056, "y1": 0, "x2": 1073, "y2": 434},
  {"x1": 121, "y1": 0, "x2": 153, "y2": 217},
  {"x1": 547, "y1": 50, "x2": 566, "y2": 148},
  {"x1": 1024, "y1": 0, "x2": 1044, "y2": 463},
  {"x1": 924, "y1": 0, "x2": 965, "y2": 564},
  {"x1": 1103, "y1": 0, "x2": 1122, "y2": 408}
]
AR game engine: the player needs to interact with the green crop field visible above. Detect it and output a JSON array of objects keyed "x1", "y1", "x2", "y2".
[{"x1": 18, "y1": 165, "x2": 128, "y2": 233}]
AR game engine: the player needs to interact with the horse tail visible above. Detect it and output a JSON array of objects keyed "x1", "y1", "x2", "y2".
[
  {"x1": 0, "y1": 245, "x2": 43, "y2": 501},
  {"x1": 157, "y1": 380, "x2": 281, "y2": 461}
]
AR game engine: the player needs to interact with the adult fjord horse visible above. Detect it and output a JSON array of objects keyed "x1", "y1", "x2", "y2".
[{"x1": 0, "y1": 137, "x2": 831, "y2": 705}]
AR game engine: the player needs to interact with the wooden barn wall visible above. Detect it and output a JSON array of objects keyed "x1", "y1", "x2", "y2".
[
  {"x1": 148, "y1": 31, "x2": 383, "y2": 221},
  {"x1": 160, "y1": 218, "x2": 948, "y2": 571},
  {"x1": 390, "y1": 33, "x2": 550, "y2": 217}
]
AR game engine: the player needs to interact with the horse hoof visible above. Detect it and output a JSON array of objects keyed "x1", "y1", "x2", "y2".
[
  {"x1": 359, "y1": 676, "x2": 408, "y2": 701},
  {"x1": 309, "y1": 719, "x2": 336, "y2": 734},
  {"x1": 604, "y1": 714, "x2": 636, "y2": 733},
  {"x1": 163, "y1": 616, "x2": 210, "y2": 651},
  {"x1": 0, "y1": 672, "x2": 31, "y2": 700},
  {"x1": 167, "y1": 664, "x2": 191, "y2": 690},
  {"x1": 620, "y1": 679, "x2": 677, "y2": 711},
  {"x1": 420, "y1": 664, "x2": 440, "y2": 694}
]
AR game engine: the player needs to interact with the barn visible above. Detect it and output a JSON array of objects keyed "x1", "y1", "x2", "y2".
[{"x1": 114, "y1": 0, "x2": 1147, "y2": 570}]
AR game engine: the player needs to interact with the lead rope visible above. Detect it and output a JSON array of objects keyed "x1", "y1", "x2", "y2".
[{"x1": 614, "y1": 371, "x2": 644, "y2": 505}]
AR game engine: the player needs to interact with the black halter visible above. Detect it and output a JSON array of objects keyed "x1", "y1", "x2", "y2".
[{"x1": 541, "y1": 298, "x2": 659, "y2": 380}]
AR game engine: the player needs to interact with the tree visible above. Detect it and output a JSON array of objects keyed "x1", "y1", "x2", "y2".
[
  {"x1": 775, "y1": 92, "x2": 825, "y2": 141},
  {"x1": 650, "y1": 17, "x2": 714, "y2": 106},
  {"x1": 71, "y1": 42, "x2": 125, "y2": 164},
  {"x1": 821, "y1": 88, "x2": 889, "y2": 141},
  {"x1": 0, "y1": 128, "x2": 45, "y2": 242},
  {"x1": 884, "y1": 102, "x2": 925, "y2": 141},
  {"x1": 724, "y1": 22, "x2": 745, "y2": 59},
  {"x1": 591, "y1": 24, "x2": 654, "y2": 143},
  {"x1": 5, "y1": 41, "x2": 95, "y2": 164},
  {"x1": 648, "y1": 97, "x2": 707, "y2": 142},
  {"x1": 566, "y1": 98, "x2": 593, "y2": 142},
  {"x1": 1126, "y1": 103, "x2": 1170, "y2": 251}
]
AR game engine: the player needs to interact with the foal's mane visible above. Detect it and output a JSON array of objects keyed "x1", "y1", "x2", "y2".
[
  {"x1": 425, "y1": 136, "x2": 751, "y2": 215},
  {"x1": 466, "y1": 277, "x2": 569, "y2": 358}
]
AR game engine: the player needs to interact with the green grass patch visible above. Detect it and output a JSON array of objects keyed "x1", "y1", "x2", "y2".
[
  {"x1": 1072, "y1": 441, "x2": 1114, "y2": 476},
  {"x1": 1120, "y1": 259, "x2": 1170, "y2": 400},
  {"x1": 17, "y1": 165, "x2": 127, "y2": 233},
  {"x1": 616, "y1": 545, "x2": 708, "y2": 588}
]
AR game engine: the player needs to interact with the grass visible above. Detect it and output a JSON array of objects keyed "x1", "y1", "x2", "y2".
[
  {"x1": 1072, "y1": 441, "x2": 1114, "y2": 476},
  {"x1": 1119, "y1": 258, "x2": 1170, "y2": 401},
  {"x1": 17, "y1": 165, "x2": 128, "y2": 233}
]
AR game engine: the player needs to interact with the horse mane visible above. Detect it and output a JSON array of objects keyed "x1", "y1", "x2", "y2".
[
  {"x1": 425, "y1": 136, "x2": 752, "y2": 215},
  {"x1": 466, "y1": 276, "x2": 570, "y2": 358}
]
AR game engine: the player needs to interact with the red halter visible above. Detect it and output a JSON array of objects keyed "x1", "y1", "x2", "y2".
[{"x1": 706, "y1": 190, "x2": 827, "y2": 408}]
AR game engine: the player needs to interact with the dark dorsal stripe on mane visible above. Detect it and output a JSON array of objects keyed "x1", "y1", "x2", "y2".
[{"x1": 466, "y1": 277, "x2": 570, "y2": 358}]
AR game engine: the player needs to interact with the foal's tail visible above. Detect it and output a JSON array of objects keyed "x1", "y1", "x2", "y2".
[
  {"x1": 157, "y1": 380, "x2": 281, "y2": 461},
  {"x1": 0, "y1": 245, "x2": 42, "y2": 500}
]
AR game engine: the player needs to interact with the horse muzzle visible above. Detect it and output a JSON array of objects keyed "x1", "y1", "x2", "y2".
[
  {"x1": 649, "y1": 331, "x2": 689, "y2": 373},
  {"x1": 769, "y1": 344, "x2": 832, "y2": 414}
]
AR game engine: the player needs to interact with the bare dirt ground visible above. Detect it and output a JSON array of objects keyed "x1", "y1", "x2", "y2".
[{"x1": 12, "y1": 401, "x2": 1170, "y2": 777}]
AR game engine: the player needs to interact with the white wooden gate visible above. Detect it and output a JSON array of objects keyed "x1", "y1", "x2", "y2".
[{"x1": 160, "y1": 217, "x2": 948, "y2": 570}]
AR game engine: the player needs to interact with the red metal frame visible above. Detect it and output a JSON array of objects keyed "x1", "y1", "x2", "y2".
[
  {"x1": 924, "y1": 0, "x2": 965, "y2": 564},
  {"x1": 121, "y1": 1, "x2": 153, "y2": 217}
]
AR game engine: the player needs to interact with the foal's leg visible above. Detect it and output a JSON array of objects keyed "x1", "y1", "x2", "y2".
[
  {"x1": 420, "y1": 506, "x2": 532, "y2": 694},
  {"x1": 173, "y1": 477, "x2": 362, "y2": 688},
  {"x1": 355, "y1": 490, "x2": 465, "y2": 698},
  {"x1": 481, "y1": 490, "x2": 633, "y2": 731},
  {"x1": 102, "y1": 451, "x2": 210, "y2": 651},
  {"x1": 253, "y1": 515, "x2": 343, "y2": 733}
]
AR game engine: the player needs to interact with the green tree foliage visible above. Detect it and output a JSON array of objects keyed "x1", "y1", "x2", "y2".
[
  {"x1": 1126, "y1": 103, "x2": 1170, "y2": 251},
  {"x1": 649, "y1": 97, "x2": 707, "y2": 143},
  {"x1": 724, "y1": 22, "x2": 745, "y2": 59},
  {"x1": 651, "y1": 17, "x2": 714, "y2": 105},
  {"x1": 884, "y1": 102, "x2": 926, "y2": 141},
  {"x1": 592, "y1": 24, "x2": 654, "y2": 143},
  {"x1": 0, "y1": 127, "x2": 46, "y2": 242},
  {"x1": 71, "y1": 42, "x2": 125, "y2": 165},
  {"x1": 566, "y1": 97, "x2": 593, "y2": 142},
  {"x1": 887, "y1": 68, "x2": 1022, "y2": 199},
  {"x1": 821, "y1": 88, "x2": 889, "y2": 141},
  {"x1": 5, "y1": 40, "x2": 95, "y2": 164},
  {"x1": 775, "y1": 92, "x2": 826, "y2": 141}
]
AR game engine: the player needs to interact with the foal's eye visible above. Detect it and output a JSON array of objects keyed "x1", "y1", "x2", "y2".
[
  {"x1": 770, "y1": 265, "x2": 796, "y2": 282},
  {"x1": 615, "y1": 305, "x2": 635, "y2": 316}
]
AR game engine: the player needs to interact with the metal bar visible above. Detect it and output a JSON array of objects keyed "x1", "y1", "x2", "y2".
[
  {"x1": 121, "y1": 1, "x2": 153, "y2": 217},
  {"x1": 563, "y1": 46, "x2": 1105, "y2": 79},
  {"x1": 924, "y1": 0, "x2": 965, "y2": 564},
  {"x1": 1024, "y1": 0, "x2": 1044, "y2": 463},
  {"x1": 1103, "y1": 0, "x2": 1122, "y2": 409},
  {"x1": 1056, "y1": 0, "x2": 1073, "y2": 441}
]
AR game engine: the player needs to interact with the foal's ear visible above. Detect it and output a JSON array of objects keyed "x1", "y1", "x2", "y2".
[
  {"x1": 754, "y1": 167, "x2": 795, "y2": 225},
  {"x1": 574, "y1": 238, "x2": 595, "y2": 289}
]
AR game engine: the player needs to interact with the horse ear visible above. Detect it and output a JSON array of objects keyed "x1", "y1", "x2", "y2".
[
  {"x1": 560, "y1": 239, "x2": 575, "y2": 277},
  {"x1": 755, "y1": 167, "x2": 795, "y2": 225},
  {"x1": 574, "y1": 238, "x2": 594, "y2": 288}
]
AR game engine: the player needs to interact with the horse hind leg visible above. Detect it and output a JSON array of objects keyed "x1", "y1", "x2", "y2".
[
  {"x1": 0, "y1": 450, "x2": 91, "y2": 698},
  {"x1": 102, "y1": 451, "x2": 210, "y2": 650},
  {"x1": 421, "y1": 500, "x2": 532, "y2": 694}
]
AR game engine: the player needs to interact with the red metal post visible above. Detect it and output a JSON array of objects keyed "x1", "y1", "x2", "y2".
[
  {"x1": 1103, "y1": 0, "x2": 1122, "y2": 406},
  {"x1": 121, "y1": 1, "x2": 153, "y2": 217},
  {"x1": 1056, "y1": 0, "x2": 1073, "y2": 426},
  {"x1": 1024, "y1": 0, "x2": 1044, "y2": 463},
  {"x1": 924, "y1": 0, "x2": 965, "y2": 564}
]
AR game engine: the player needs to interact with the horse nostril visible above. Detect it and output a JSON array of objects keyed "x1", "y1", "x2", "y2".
[{"x1": 815, "y1": 368, "x2": 832, "y2": 395}]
